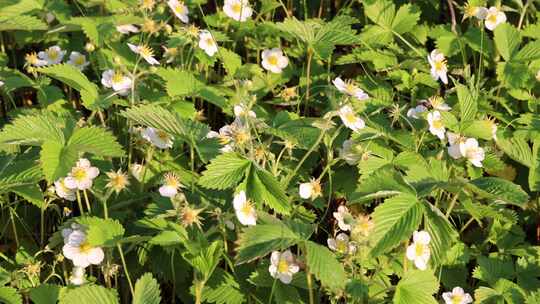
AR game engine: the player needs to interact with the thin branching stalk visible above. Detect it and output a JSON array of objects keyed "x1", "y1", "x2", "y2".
[{"x1": 116, "y1": 243, "x2": 135, "y2": 297}]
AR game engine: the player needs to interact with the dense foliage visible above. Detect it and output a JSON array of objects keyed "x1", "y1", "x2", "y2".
[{"x1": 1, "y1": 0, "x2": 540, "y2": 303}]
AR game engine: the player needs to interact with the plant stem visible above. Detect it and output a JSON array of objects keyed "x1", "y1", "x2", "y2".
[
  {"x1": 83, "y1": 189, "x2": 92, "y2": 214},
  {"x1": 268, "y1": 279, "x2": 277, "y2": 304},
  {"x1": 304, "y1": 48, "x2": 313, "y2": 112},
  {"x1": 306, "y1": 270, "x2": 315, "y2": 304},
  {"x1": 9, "y1": 208, "x2": 19, "y2": 249},
  {"x1": 283, "y1": 128, "x2": 325, "y2": 187},
  {"x1": 76, "y1": 190, "x2": 85, "y2": 215},
  {"x1": 445, "y1": 193, "x2": 459, "y2": 218},
  {"x1": 116, "y1": 243, "x2": 135, "y2": 297}
]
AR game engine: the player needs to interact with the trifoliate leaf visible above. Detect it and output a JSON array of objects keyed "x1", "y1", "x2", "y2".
[
  {"x1": 305, "y1": 241, "x2": 347, "y2": 290},
  {"x1": 198, "y1": 153, "x2": 251, "y2": 190},
  {"x1": 393, "y1": 270, "x2": 438, "y2": 304}
]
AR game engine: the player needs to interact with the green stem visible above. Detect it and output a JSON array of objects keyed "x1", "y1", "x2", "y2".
[
  {"x1": 306, "y1": 270, "x2": 315, "y2": 304},
  {"x1": 9, "y1": 208, "x2": 19, "y2": 249},
  {"x1": 76, "y1": 190, "x2": 85, "y2": 215},
  {"x1": 283, "y1": 128, "x2": 325, "y2": 187},
  {"x1": 304, "y1": 48, "x2": 313, "y2": 112},
  {"x1": 445, "y1": 193, "x2": 459, "y2": 218},
  {"x1": 392, "y1": 30, "x2": 422, "y2": 57},
  {"x1": 268, "y1": 279, "x2": 277, "y2": 304},
  {"x1": 83, "y1": 189, "x2": 92, "y2": 214},
  {"x1": 116, "y1": 244, "x2": 135, "y2": 297}
]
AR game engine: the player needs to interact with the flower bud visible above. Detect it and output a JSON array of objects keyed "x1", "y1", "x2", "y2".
[{"x1": 85, "y1": 42, "x2": 95, "y2": 52}]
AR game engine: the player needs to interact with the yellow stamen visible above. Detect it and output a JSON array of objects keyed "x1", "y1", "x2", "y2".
[{"x1": 277, "y1": 259, "x2": 289, "y2": 273}]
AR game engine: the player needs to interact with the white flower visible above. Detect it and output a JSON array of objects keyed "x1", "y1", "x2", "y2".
[
  {"x1": 261, "y1": 48, "x2": 288, "y2": 74},
  {"x1": 233, "y1": 103, "x2": 256, "y2": 119},
  {"x1": 459, "y1": 138, "x2": 485, "y2": 167},
  {"x1": 62, "y1": 227, "x2": 104, "y2": 268},
  {"x1": 327, "y1": 233, "x2": 356, "y2": 255},
  {"x1": 428, "y1": 49, "x2": 448, "y2": 84},
  {"x1": 299, "y1": 179, "x2": 322, "y2": 200},
  {"x1": 70, "y1": 266, "x2": 86, "y2": 285},
  {"x1": 443, "y1": 287, "x2": 473, "y2": 304},
  {"x1": 127, "y1": 43, "x2": 159, "y2": 65},
  {"x1": 447, "y1": 132, "x2": 465, "y2": 160},
  {"x1": 269, "y1": 250, "x2": 299, "y2": 284},
  {"x1": 64, "y1": 158, "x2": 100, "y2": 190},
  {"x1": 339, "y1": 139, "x2": 360, "y2": 165},
  {"x1": 167, "y1": 0, "x2": 189, "y2": 23},
  {"x1": 485, "y1": 7, "x2": 506, "y2": 31},
  {"x1": 37, "y1": 45, "x2": 66, "y2": 65},
  {"x1": 427, "y1": 96, "x2": 451, "y2": 111},
  {"x1": 101, "y1": 69, "x2": 132, "y2": 95},
  {"x1": 223, "y1": 0, "x2": 253, "y2": 22},
  {"x1": 116, "y1": 24, "x2": 139, "y2": 34},
  {"x1": 158, "y1": 173, "x2": 182, "y2": 197},
  {"x1": 406, "y1": 230, "x2": 431, "y2": 270},
  {"x1": 406, "y1": 104, "x2": 427, "y2": 119},
  {"x1": 141, "y1": 127, "x2": 174, "y2": 149},
  {"x1": 233, "y1": 191, "x2": 257, "y2": 226},
  {"x1": 54, "y1": 178, "x2": 76, "y2": 201},
  {"x1": 332, "y1": 77, "x2": 369, "y2": 101},
  {"x1": 427, "y1": 111, "x2": 446, "y2": 140},
  {"x1": 67, "y1": 52, "x2": 89, "y2": 70},
  {"x1": 338, "y1": 105, "x2": 365, "y2": 132},
  {"x1": 464, "y1": 4, "x2": 488, "y2": 20},
  {"x1": 333, "y1": 206, "x2": 355, "y2": 231},
  {"x1": 198, "y1": 30, "x2": 218, "y2": 57}
]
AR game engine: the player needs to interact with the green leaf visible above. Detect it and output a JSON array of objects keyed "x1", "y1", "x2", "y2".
[
  {"x1": 67, "y1": 126, "x2": 125, "y2": 157},
  {"x1": 29, "y1": 284, "x2": 61, "y2": 304},
  {"x1": 156, "y1": 68, "x2": 203, "y2": 97},
  {"x1": 369, "y1": 193, "x2": 423, "y2": 257},
  {"x1": 393, "y1": 270, "x2": 438, "y2": 304},
  {"x1": 37, "y1": 64, "x2": 99, "y2": 108},
  {"x1": 513, "y1": 40, "x2": 540, "y2": 62},
  {"x1": 219, "y1": 48, "x2": 242, "y2": 76},
  {"x1": 496, "y1": 135, "x2": 533, "y2": 167},
  {"x1": 391, "y1": 3, "x2": 420, "y2": 34},
  {"x1": 456, "y1": 83, "x2": 477, "y2": 123},
  {"x1": 77, "y1": 217, "x2": 125, "y2": 247},
  {"x1": 529, "y1": 139, "x2": 540, "y2": 192},
  {"x1": 493, "y1": 23, "x2": 520, "y2": 61},
  {"x1": 473, "y1": 256, "x2": 515, "y2": 286},
  {"x1": 133, "y1": 273, "x2": 161, "y2": 304},
  {"x1": 305, "y1": 241, "x2": 347, "y2": 290},
  {"x1": 0, "y1": 112, "x2": 67, "y2": 146},
  {"x1": 423, "y1": 202, "x2": 457, "y2": 265},
  {"x1": 40, "y1": 140, "x2": 79, "y2": 183},
  {"x1": 198, "y1": 153, "x2": 251, "y2": 190},
  {"x1": 60, "y1": 285, "x2": 119, "y2": 304},
  {"x1": 236, "y1": 223, "x2": 303, "y2": 264},
  {"x1": 467, "y1": 177, "x2": 529, "y2": 207},
  {"x1": 0, "y1": 287, "x2": 22, "y2": 304},
  {"x1": 245, "y1": 167, "x2": 291, "y2": 215},
  {"x1": 201, "y1": 269, "x2": 245, "y2": 304},
  {"x1": 351, "y1": 166, "x2": 416, "y2": 203}
]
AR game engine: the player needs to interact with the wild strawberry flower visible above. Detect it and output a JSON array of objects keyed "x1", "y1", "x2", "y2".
[
  {"x1": 64, "y1": 158, "x2": 100, "y2": 191},
  {"x1": 38, "y1": 45, "x2": 66, "y2": 65},
  {"x1": 485, "y1": 7, "x2": 506, "y2": 31},
  {"x1": 428, "y1": 49, "x2": 448, "y2": 84},
  {"x1": 70, "y1": 266, "x2": 86, "y2": 285},
  {"x1": 463, "y1": 3, "x2": 488, "y2": 20},
  {"x1": 269, "y1": 250, "x2": 299, "y2": 284},
  {"x1": 223, "y1": 0, "x2": 253, "y2": 22},
  {"x1": 338, "y1": 105, "x2": 365, "y2": 132},
  {"x1": 233, "y1": 103, "x2": 256, "y2": 119},
  {"x1": 333, "y1": 77, "x2": 369, "y2": 101},
  {"x1": 447, "y1": 132, "x2": 466, "y2": 160},
  {"x1": 339, "y1": 139, "x2": 361, "y2": 165},
  {"x1": 101, "y1": 69, "x2": 132, "y2": 95},
  {"x1": 233, "y1": 190, "x2": 257, "y2": 226},
  {"x1": 54, "y1": 178, "x2": 76, "y2": 201},
  {"x1": 141, "y1": 127, "x2": 174, "y2": 149},
  {"x1": 352, "y1": 214, "x2": 374, "y2": 238},
  {"x1": 442, "y1": 287, "x2": 473, "y2": 304},
  {"x1": 406, "y1": 104, "x2": 427, "y2": 119},
  {"x1": 299, "y1": 179, "x2": 322, "y2": 200},
  {"x1": 406, "y1": 230, "x2": 431, "y2": 270},
  {"x1": 459, "y1": 138, "x2": 485, "y2": 167},
  {"x1": 62, "y1": 226, "x2": 104, "y2": 268},
  {"x1": 198, "y1": 30, "x2": 218, "y2": 57},
  {"x1": 261, "y1": 48, "x2": 289, "y2": 73},
  {"x1": 116, "y1": 24, "x2": 139, "y2": 34},
  {"x1": 333, "y1": 205, "x2": 355, "y2": 231},
  {"x1": 105, "y1": 170, "x2": 129, "y2": 194},
  {"x1": 167, "y1": 0, "x2": 189, "y2": 23},
  {"x1": 327, "y1": 233, "x2": 356, "y2": 255},
  {"x1": 67, "y1": 52, "x2": 89, "y2": 70},
  {"x1": 127, "y1": 43, "x2": 159, "y2": 65},
  {"x1": 427, "y1": 96, "x2": 451, "y2": 111},
  {"x1": 427, "y1": 111, "x2": 446, "y2": 140},
  {"x1": 159, "y1": 173, "x2": 182, "y2": 197}
]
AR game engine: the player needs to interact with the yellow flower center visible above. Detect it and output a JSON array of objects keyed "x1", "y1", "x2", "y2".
[
  {"x1": 232, "y1": 3, "x2": 242, "y2": 13},
  {"x1": 344, "y1": 112, "x2": 358, "y2": 124},
  {"x1": 267, "y1": 55, "x2": 278, "y2": 66},
  {"x1": 79, "y1": 242, "x2": 93, "y2": 253},
  {"x1": 434, "y1": 59, "x2": 446, "y2": 72},
  {"x1": 164, "y1": 173, "x2": 180, "y2": 188},
  {"x1": 205, "y1": 38, "x2": 215, "y2": 46},
  {"x1": 451, "y1": 295, "x2": 463, "y2": 304},
  {"x1": 175, "y1": 3, "x2": 185, "y2": 14},
  {"x1": 345, "y1": 82, "x2": 357, "y2": 95},
  {"x1": 240, "y1": 201, "x2": 253, "y2": 215},
  {"x1": 277, "y1": 259, "x2": 289, "y2": 273},
  {"x1": 415, "y1": 243, "x2": 425, "y2": 256},
  {"x1": 157, "y1": 130, "x2": 170, "y2": 141},
  {"x1": 336, "y1": 239, "x2": 348, "y2": 253},
  {"x1": 235, "y1": 130, "x2": 250, "y2": 144},
  {"x1": 74, "y1": 55, "x2": 86, "y2": 66},
  {"x1": 465, "y1": 5, "x2": 477, "y2": 17},
  {"x1": 138, "y1": 45, "x2": 154, "y2": 58},
  {"x1": 72, "y1": 168, "x2": 87, "y2": 181},
  {"x1": 47, "y1": 49, "x2": 59, "y2": 61},
  {"x1": 487, "y1": 13, "x2": 498, "y2": 23},
  {"x1": 26, "y1": 53, "x2": 39, "y2": 65},
  {"x1": 432, "y1": 119, "x2": 443, "y2": 129},
  {"x1": 112, "y1": 71, "x2": 125, "y2": 84}
]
